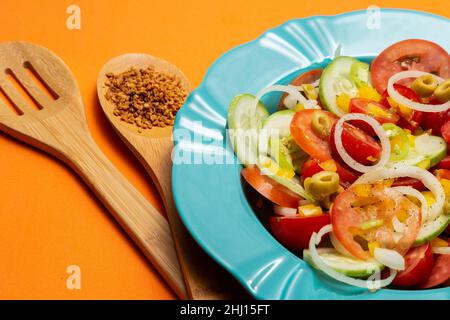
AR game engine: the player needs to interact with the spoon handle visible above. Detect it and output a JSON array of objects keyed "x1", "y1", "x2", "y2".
[
  {"x1": 58, "y1": 132, "x2": 187, "y2": 299},
  {"x1": 139, "y1": 136, "x2": 248, "y2": 300}
]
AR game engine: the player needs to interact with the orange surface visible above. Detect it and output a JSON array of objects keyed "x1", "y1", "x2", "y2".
[{"x1": 0, "y1": 0, "x2": 448, "y2": 300}]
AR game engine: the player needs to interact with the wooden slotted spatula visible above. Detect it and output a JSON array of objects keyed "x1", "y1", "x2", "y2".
[
  {"x1": 97, "y1": 54, "x2": 248, "y2": 300},
  {"x1": 0, "y1": 42, "x2": 187, "y2": 299}
]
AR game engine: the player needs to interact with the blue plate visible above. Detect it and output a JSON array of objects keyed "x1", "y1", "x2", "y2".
[{"x1": 172, "y1": 9, "x2": 450, "y2": 300}]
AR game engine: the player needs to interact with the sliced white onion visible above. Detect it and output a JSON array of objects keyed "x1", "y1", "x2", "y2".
[
  {"x1": 253, "y1": 84, "x2": 318, "y2": 113},
  {"x1": 330, "y1": 232, "x2": 353, "y2": 257},
  {"x1": 274, "y1": 205, "x2": 298, "y2": 217},
  {"x1": 387, "y1": 71, "x2": 450, "y2": 112},
  {"x1": 354, "y1": 166, "x2": 444, "y2": 221},
  {"x1": 374, "y1": 248, "x2": 405, "y2": 271},
  {"x1": 334, "y1": 113, "x2": 391, "y2": 173},
  {"x1": 391, "y1": 186, "x2": 429, "y2": 221},
  {"x1": 432, "y1": 246, "x2": 450, "y2": 255},
  {"x1": 309, "y1": 224, "x2": 397, "y2": 290},
  {"x1": 392, "y1": 216, "x2": 406, "y2": 233}
]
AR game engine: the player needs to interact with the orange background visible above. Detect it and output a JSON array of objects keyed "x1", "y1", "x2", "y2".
[{"x1": 0, "y1": 0, "x2": 448, "y2": 300}]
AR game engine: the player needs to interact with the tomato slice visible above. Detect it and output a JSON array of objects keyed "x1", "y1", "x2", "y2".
[
  {"x1": 349, "y1": 98, "x2": 399, "y2": 135},
  {"x1": 330, "y1": 122, "x2": 382, "y2": 166},
  {"x1": 391, "y1": 177, "x2": 426, "y2": 192},
  {"x1": 269, "y1": 214, "x2": 330, "y2": 251},
  {"x1": 290, "y1": 109, "x2": 338, "y2": 162},
  {"x1": 419, "y1": 251, "x2": 450, "y2": 289},
  {"x1": 300, "y1": 158, "x2": 359, "y2": 186},
  {"x1": 380, "y1": 84, "x2": 423, "y2": 132},
  {"x1": 441, "y1": 120, "x2": 450, "y2": 145},
  {"x1": 371, "y1": 39, "x2": 450, "y2": 93},
  {"x1": 392, "y1": 243, "x2": 434, "y2": 287},
  {"x1": 421, "y1": 98, "x2": 450, "y2": 136},
  {"x1": 241, "y1": 165, "x2": 301, "y2": 208},
  {"x1": 435, "y1": 155, "x2": 450, "y2": 170},
  {"x1": 331, "y1": 184, "x2": 421, "y2": 260},
  {"x1": 279, "y1": 69, "x2": 323, "y2": 109}
]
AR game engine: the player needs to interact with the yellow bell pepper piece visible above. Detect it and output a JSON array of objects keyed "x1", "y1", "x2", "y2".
[
  {"x1": 294, "y1": 103, "x2": 305, "y2": 111},
  {"x1": 354, "y1": 184, "x2": 371, "y2": 197},
  {"x1": 368, "y1": 241, "x2": 380, "y2": 256},
  {"x1": 416, "y1": 158, "x2": 431, "y2": 170},
  {"x1": 440, "y1": 179, "x2": 450, "y2": 195},
  {"x1": 358, "y1": 85, "x2": 381, "y2": 101},
  {"x1": 319, "y1": 159, "x2": 337, "y2": 172},
  {"x1": 262, "y1": 158, "x2": 295, "y2": 179},
  {"x1": 336, "y1": 93, "x2": 351, "y2": 113},
  {"x1": 298, "y1": 204, "x2": 323, "y2": 218},
  {"x1": 422, "y1": 191, "x2": 436, "y2": 206},
  {"x1": 431, "y1": 237, "x2": 449, "y2": 247},
  {"x1": 301, "y1": 84, "x2": 318, "y2": 100},
  {"x1": 387, "y1": 97, "x2": 413, "y2": 119}
]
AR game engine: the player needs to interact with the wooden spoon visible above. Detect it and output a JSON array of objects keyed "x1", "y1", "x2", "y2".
[
  {"x1": 0, "y1": 42, "x2": 187, "y2": 299},
  {"x1": 97, "y1": 54, "x2": 247, "y2": 300}
]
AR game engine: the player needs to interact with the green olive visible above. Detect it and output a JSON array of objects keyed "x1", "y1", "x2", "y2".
[
  {"x1": 435, "y1": 79, "x2": 450, "y2": 103},
  {"x1": 304, "y1": 171, "x2": 340, "y2": 200},
  {"x1": 411, "y1": 75, "x2": 438, "y2": 98},
  {"x1": 311, "y1": 111, "x2": 332, "y2": 139}
]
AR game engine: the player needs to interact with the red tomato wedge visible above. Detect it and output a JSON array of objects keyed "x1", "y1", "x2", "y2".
[
  {"x1": 349, "y1": 98, "x2": 400, "y2": 136},
  {"x1": 421, "y1": 98, "x2": 450, "y2": 136},
  {"x1": 419, "y1": 251, "x2": 450, "y2": 289},
  {"x1": 391, "y1": 177, "x2": 426, "y2": 192},
  {"x1": 435, "y1": 156, "x2": 450, "y2": 170},
  {"x1": 241, "y1": 165, "x2": 301, "y2": 208},
  {"x1": 392, "y1": 244, "x2": 434, "y2": 287},
  {"x1": 441, "y1": 120, "x2": 450, "y2": 145},
  {"x1": 380, "y1": 84, "x2": 423, "y2": 132},
  {"x1": 269, "y1": 214, "x2": 330, "y2": 251},
  {"x1": 330, "y1": 122, "x2": 382, "y2": 166},
  {"x1": 300, "y1": 158, "x2": 359, "y2": 186},
  {"x1": 279, "y1": 69, "x2": 323, "y2": 109},
  {"x1": 331, "y1": 184, "x2": 421, "y2": 260},
  {"x1": 371, "y1": 39, "x2": 450, "y2": 93},
  {"x1": 290, "y1": 109, "x2": 338, "y2": 162}
]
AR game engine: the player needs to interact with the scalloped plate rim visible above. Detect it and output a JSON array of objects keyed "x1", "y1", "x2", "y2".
[{"x1": 172, "y1": 8, "x2": 450, "y2": 300}]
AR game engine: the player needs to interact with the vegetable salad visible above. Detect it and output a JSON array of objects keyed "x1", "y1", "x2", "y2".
[{"x1": 228, "y1": 39, "x2": 450, "y2": 290}]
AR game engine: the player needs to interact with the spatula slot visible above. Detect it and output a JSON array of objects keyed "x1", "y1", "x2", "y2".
[
  {"x1": 5, "y1": 69, "x2": 43, "y2": 111},
  {"x1": 23, "y1": 61, "x2": 59, "y2": 101},
  {"x1": 0, "y1": 85, "x2": 24, "y2": 116}
]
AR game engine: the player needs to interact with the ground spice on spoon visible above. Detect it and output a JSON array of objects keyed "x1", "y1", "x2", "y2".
[{"x1": 104, "y1": 66, "x2": 188, "y2": 131}]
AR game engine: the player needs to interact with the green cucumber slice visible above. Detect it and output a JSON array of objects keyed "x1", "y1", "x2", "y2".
[
  {"x1": 228, "y1": 94, "x2": 269, "y2": 166},
  {"x1": 303, "y1": 248, "x2": 385, "y2": 278},
  {"x1": 319, "y1": 56, "x2": 361, "y2": 117},
  {"x1": 350, "y1": 61, "x2": 370, "y2": 88},
  {"x1": 261, "y1": 110, "x2": 307, "y2": 172},
  {"x1": 414, "y1": 133, "x2": 447, "y2": 167},
  {"x1": 415, "y1": 213, "x2": 450, "y2": 246},
  {"x1": 382, "y1": 123, "x2": 409, "y2": 162}
]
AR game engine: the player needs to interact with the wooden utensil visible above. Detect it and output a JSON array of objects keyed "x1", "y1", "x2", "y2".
[
  {"x1": 0, "y1": 42, "x2": 187, "y2": 299},
  {"x1": 97, "y1": 54, "x2": 248, "y2": 300}
]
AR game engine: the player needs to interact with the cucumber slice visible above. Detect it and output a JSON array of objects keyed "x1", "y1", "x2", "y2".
[
  {"x1": 228, "y1": 94, "x2": 269, "y2": 166},
  {"x1": 257, "y1": 155, "x2": 315, "y2": 203},
  {"x1": 414, "y1": 133, "x2": 447, "y2": 167},
  {"x1": 415, "y1": 213, "x2": 450, "y2": 246},
  {"x1": 350, "y1": 61, "x2": 370, "y2": 88},
  {"x1": 319, "y1": 56, "x2": 361, "y2": 117},
  {"x1": 303, "y1": 248, "x2": 385, "y2": 278},
  {"x1": 261, "y1": 110, "x2": 307, "y2": 173}
]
